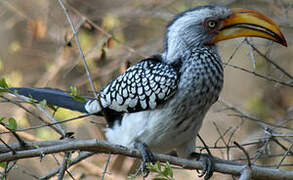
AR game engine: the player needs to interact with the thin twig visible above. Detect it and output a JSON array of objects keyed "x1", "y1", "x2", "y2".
[
  {"x1": 218, "y1": 99, "x2": 293, "y2": 131},
  {"x1": 101, "y1": 152, "x2": 111, "y2": 180},
  {"x1": 35, "y1": 104, "x2": 66, "y2": 137},
  {"x1": 58, "y1": 151, "x2": 74, "y2": 180},
  {"x1": 214, "y1": 126, "x2": 232, "y2": 147},
  {"x1": 276, "y1": 143, "x2": 293, "y2": 169},
  {"x1": 5, "y1": 92, "x2": 66, "y2": 136},
  {"x1": 272, "y1": 138, "x2": 293, "y2": 156},
  {"x1": 57, "y1": 0, "x2": 98, "y2": 99},
  {"x1": 245, "y1": 40, "x2": 293, "y2": 80},
  {"x1": 197, "y1": 134, "x2": 212, "y2": 155},
  {"x1": 234, "y1": 142, "x2": 252, "y2": 180},
  {"x1": 234, "y1": 142, "x2": 251, "y2": 167},
  {"x1": 0, "y1": 122, "x2": 26, "y2": 147},
  {"x1": 39, "y1": 152, "x2": 96, "y2": 180},
  {"x1": 247, "y1": 38, "x2": 256, "y2": 69},
  {"x1": 253, "y1": 130, "x2": 272, "y2": 163},
  {"x1": 67, "y1": 4, "x2": 146, "y2": 58},
  {"x1": 0, "y1": 95, "x2": 61, "y2": 134},
  {"x1": 21, "y1": 169, "x2": 39, "y2": 179},
  {"x1": 227, "y1": 120, "x2": 244, "y2": 151},
  {"x1": 0, "y1": 138, "x2": 15, "y2": 154},
  {"x1": 223, "y1": 39, "x2": 245, "y2": 68},
  {"x1": 0, "y1": 114, "x2": 91, "y2": 135},
  {"x1": 212, "y1": 122, "x2": 230, "y2": 159},
  {"x1": 223, "y1": 63, "x2": 293, "y2": 87},
  {"x1": 4, "y1": 161, "x2": 17, "y2": 177}
]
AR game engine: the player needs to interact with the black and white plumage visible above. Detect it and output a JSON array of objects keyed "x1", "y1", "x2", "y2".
[
  {"x1": 85, "y1": 55, "x2": 180, "y2": 128},
  {"x1": 97, "y1": 56, "x2": 178, "y2": 112},
  {"x1": 85, "y1": 6, "x2": 227, "y2": 155},
  {"x1": 9, "y1": 5, "x2": 287, "y2": 179}
]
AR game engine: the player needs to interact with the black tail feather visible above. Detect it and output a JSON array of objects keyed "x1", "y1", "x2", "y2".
[{"x1": 10, "y1": 87, "x2": 94, "y2": 113}]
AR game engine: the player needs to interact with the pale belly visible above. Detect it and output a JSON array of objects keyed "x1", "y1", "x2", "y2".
[{"x1": 105, "y1": 94, "x2": 212, "y2": 154}]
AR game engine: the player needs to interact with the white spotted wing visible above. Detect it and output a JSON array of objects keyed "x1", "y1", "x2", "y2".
[{"x1": 99, "y1": 56, "x2": 179, "y2": 113}]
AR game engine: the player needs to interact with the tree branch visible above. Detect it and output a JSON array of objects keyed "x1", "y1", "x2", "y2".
[{"x1": 1, "y1": 139, "x2": 293, "y2": 180}]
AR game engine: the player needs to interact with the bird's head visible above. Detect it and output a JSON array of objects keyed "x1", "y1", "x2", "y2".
[{"x1": 164, "y1": 5, "x2": 287, "y2": 63}]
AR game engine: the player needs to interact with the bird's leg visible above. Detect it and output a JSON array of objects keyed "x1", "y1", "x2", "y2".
[
  {"x1": 189, "y1": 152, "x2": 215, "y2": 180},
  {"x1": 134, "y1": 141, "x2": 155, "y2": 177}
]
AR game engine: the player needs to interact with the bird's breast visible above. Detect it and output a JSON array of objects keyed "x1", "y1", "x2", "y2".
[
  {"x1": 162, "y1": 49, "x2": 224, "y2": 138},
  {"x1": 177, "y1": 48, "x2": 224, "y2": 108},
  {"x1": 105, "y1": 48, "x2": 224, "y2": 152}
]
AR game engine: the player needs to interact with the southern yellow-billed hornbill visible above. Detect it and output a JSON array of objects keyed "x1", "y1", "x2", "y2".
[{"x1": 9, "y1": 5, "x2": 286, "y2": 179}]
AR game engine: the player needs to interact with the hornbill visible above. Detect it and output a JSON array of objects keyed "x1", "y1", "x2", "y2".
[{"x1": 9, "y1": 5, "x2": 287, "y2": 179}]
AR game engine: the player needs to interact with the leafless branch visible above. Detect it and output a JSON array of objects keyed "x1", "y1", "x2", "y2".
[
  {"x1": 223, "y1": 63, "x2": 293, "y2": 87},
  {"x1": 39, "y1": 151, "x2": 96, "y2": 179},
  {"x1": 218, "y1": 98, "x2": 293, "y2": 131},
  {"x1": 0, "y1": 138, "x2": 15, "y2": 154},
  {"x1": 245, "y1": 39, "x2": 293, "y2": 80},
  {"x1": 101, "y1": 152, "x2": 111, "y2": 180},
  {"x1": 67, "y1": 3, "x2": 146, "y2": 58},
  {"x1": 0, "y1": 95, "x2": 62, "y2": 134},
  {"x1": 0, "y1": 122, "x2": 25, "y2": 147},
  {"x1": 0, "y1": 114, "x2": 91, "y2": 135},
  {"x1": 57, "y1": 0, "x2": 98, "y2": 99},
  {"x1": 1, "y1": 139, "x2": 293, "y2": 179},
  {"x1": 57, "y1": 151, "x2": 74, "y2": 180},
  {"x1": 276, "y1": 143, "x2": 293, "y2": 168}
]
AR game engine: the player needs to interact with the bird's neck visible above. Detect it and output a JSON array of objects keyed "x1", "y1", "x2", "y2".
[{"x1": 162, "y1": 40, "x2": 219, "y2": 65}]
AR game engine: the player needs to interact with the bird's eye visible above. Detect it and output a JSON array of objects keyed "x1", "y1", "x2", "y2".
[{"x1": 207, "y1": 20, "x2": 217, "y2": 29}]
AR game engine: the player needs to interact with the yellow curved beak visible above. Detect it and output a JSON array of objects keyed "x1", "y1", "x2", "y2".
[{"x1": 211, "y1": 8, "x2": 287, "y2": 46}]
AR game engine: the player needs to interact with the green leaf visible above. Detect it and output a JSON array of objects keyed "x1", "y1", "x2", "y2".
[
  {"x1": 0, "y1": 78, "x2": 8, "y2": 88},
  {"x1": 73, "y1": 95, "x2": 86, "y2": 103},
  {"x1": 70, "y1": 86, "x2": 77, "y2": 95},
  {"x1": 6, "y1": 117, "x2": 17, "y2": 130},
  {"x1": 147, "y1": 162, "x2": 159, "y2": 172},
  {"x1": 0, "y1": 162, "x2": 6, "y2": 168},
  {"x1": 165, "y1": 162, "x2": 173, "y2": 178},
  {"x1": 39, "y1": 99, "x2": 47, "y2": 108},
  {"x1": 147, "y1": 161, "x2": 174, "y2": 180},
  {"x1": 153, "y1": 178, "x2": 168, "y2": 180},
  {"x1": 127, "y1": 174, "x2": 136, "y2": 179},
  {"x1": 0, "y1": 88, "x2": 8, "y2": 92},
  {"x1": 156, "y1": 161, "x2": 162, "y2": 171},
  {"x1": 0, "y1": 117, "x2": 5, "y2": 123},
  {"x1": 68, "y1": 86, "x2": 86, "y2": 103},
  {"x1": 26, "y1": 94, "x2": 37, "y2": 104},
  {"x1": 162, "y1": 167, "x2": 169, "y2": 177},
  {"x1": 0, "y1": 78, "x2": 9, "y2": 92},
  {"x1": 65, "y1": 157, "x2": 71, "y2": 163}
]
